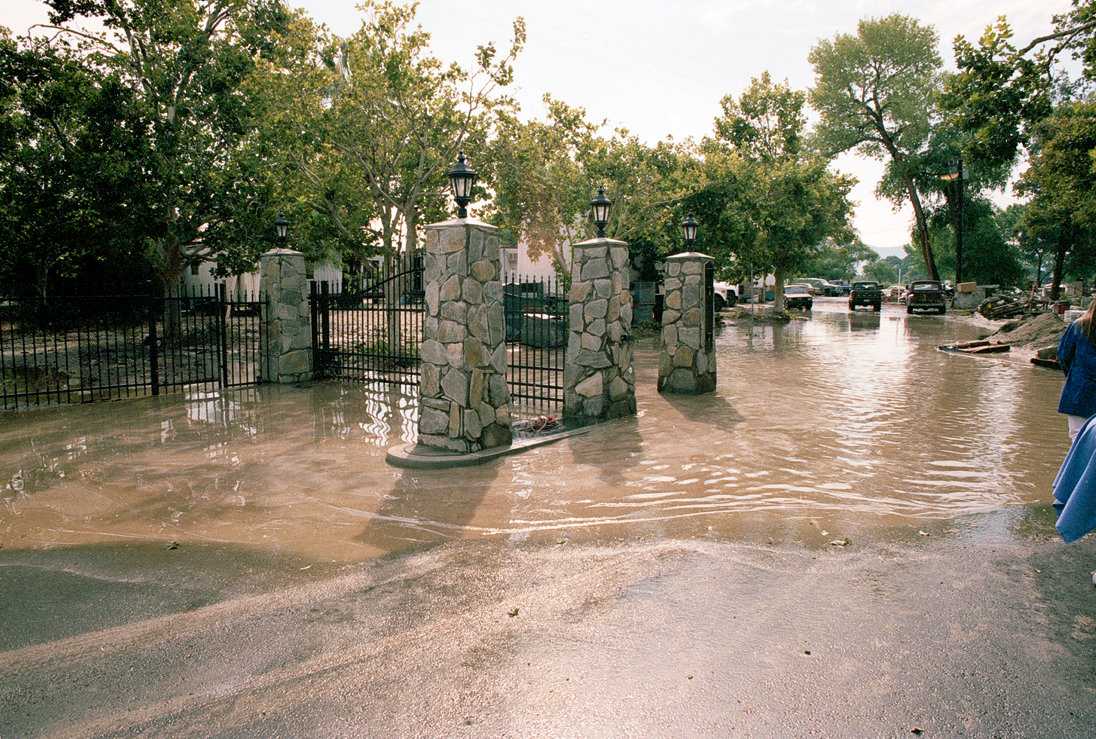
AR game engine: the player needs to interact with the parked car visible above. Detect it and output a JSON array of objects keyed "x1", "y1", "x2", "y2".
[
  {"x1": 796, "y1": 277, "x2": 828, "y2": 295},
  {"x1": 784, "y1": 284, "x2": 814, "y2": 310},
  {"x1": 827, "y1": 280, "x2": 851, "y2": 296},
  {"x1": 905, "y1": 280, "x2": 947, "y2": 315},
  {"x1": 712, "y1": 281, "x2": 738, "y2": 311},
  {"x1": 849, "y1": 281, "x2": 882, "y2": 311}
]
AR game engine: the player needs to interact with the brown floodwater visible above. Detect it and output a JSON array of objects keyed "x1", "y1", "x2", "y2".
[{"x1": 0, "y1": 300, "x2": 1069, "y2": 561}]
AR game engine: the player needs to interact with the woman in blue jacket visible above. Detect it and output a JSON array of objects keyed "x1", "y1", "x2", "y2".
[{"x1": 1058, "y1": 299, "x2": 1096, "y2": 441}]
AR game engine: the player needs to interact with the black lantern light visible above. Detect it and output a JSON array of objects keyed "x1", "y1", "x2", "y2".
[
  {"x1": 591, "y1": 186, "x2": 612, "y2": 238},
  {"x1": 448, "y1": 152, "x2": 476, "y2": 218},
  {"x1": 681, "y1": 211, "x2": 699, "y2": 249},
  {"x1": 274, "y1": 212, "x2": 290, "y2": 246}
]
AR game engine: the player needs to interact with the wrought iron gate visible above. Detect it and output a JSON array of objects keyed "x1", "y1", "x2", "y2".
[
  {"x1": 310, "y1": 262, "x2": 424, "y2": 386},
  {"x1": 504, "y1": 273, "x2": 566, "y2": 419}
]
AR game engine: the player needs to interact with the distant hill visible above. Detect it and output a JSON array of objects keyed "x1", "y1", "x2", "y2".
[{"x1": 868, "y1": 245, "x2": 907, "y2": 261}]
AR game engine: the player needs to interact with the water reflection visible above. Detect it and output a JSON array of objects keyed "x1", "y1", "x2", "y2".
[{"x1": 0, "y1": 306, "x2": 1072, "y2": 558}]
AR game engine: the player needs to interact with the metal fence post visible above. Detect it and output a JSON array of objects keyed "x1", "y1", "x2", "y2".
[
  {"x1": 147, "y1": 281, "x2": 160, "y2": 396},
  {"x1": 218, "y1": 282, "x2": 230, "y2": 388}
]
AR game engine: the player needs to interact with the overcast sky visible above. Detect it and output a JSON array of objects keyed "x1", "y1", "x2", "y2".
[{"x1": 3, "y1": 0, "x2": 1075, "y2": 251}]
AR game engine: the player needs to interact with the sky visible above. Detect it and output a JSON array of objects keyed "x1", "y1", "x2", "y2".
[{"x1": 2, "y1": 0, "x2": 1076, "y2": 252}]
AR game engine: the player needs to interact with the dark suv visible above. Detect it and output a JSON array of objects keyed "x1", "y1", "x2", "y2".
[
  {"x1": 849, "y1": 281, "x2": 882, "y2": 311},
  {"x1": 905, "y1": 280, "x2": 947, "y2": 315}
]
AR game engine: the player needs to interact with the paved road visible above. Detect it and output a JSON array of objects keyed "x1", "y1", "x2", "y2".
[{"x1": 2, "y1": 531, "x2": 1095, "y2": 737}]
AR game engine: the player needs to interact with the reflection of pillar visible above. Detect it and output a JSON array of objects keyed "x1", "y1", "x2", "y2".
[
  {"x1": 659, "y1": 252, "x2": 716, "y2": 394},
  {"x1": 417, "y1": 219, "x2": 512, "y2": 453},
  {"x1": 564, "y1": 237, "x2": 636, "y2": 422},
  {"x1": 260, "y1": 248, "x2": 312, "y2": 384}
]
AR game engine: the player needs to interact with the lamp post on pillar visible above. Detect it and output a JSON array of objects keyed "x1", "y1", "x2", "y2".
[
  {"x1": 410, "y1": 152, "x2": 512, "y2": 455},
  {"x1": 681, "y1": 211, "x2": 698, "y2": 251},
  {"x1": 563, "y1": 187, "x2": 637, "y2": 422},
  {"x1": 273, "y1": 212, "x2": 289, "y2": 247},
  {"x1": 591, "y1": 186, "x2": 612, "y2": 237},
  {"x1": 448, "y1": 152, "x2": 476, "y2": 219},
  {"x1": 659, "y1": 210, "x2": 715, "y2": 394}
]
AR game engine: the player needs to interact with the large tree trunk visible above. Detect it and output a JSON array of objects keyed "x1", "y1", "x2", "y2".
[
  {"x1": 1050, "y1": 232, "x2": 1069, "y2": 302},
  {"x1": 903, "y1": 174, "x2": 940, "y2": 283},
  {"x1": 882, "y1": 141, "x2": 940, "y2": 283},
  {"x1": 773, "y1": 264, "x2": 786, "y2": 312}
]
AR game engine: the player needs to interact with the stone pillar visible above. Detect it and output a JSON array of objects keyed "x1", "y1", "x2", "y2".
[
  {"x1": 564, "y1": 237, "x2": 636, "y2": 422},
  {"x1": 260, "y1": 248, "x2": 312, "y2": 384},
  {"x1": 658, "y1": 252, "x2": 716, "y2": 394},
  {"x1": 417, "y1": 219, "x2": 512, "y2": 453}
]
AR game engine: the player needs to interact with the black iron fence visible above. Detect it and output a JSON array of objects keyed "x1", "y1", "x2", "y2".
[
  {"x1": 308, "y1": 266, "x2": 566, "y2": 422},
  {"x1": 504, "y1": 273, "x2": 566, "y2": 419},
  {"x1": 1, "y1": 284, "x2": 264, "y2": 411},
  {"x1": 310, "y1": 262, "x2": 424, "y2": 386}
]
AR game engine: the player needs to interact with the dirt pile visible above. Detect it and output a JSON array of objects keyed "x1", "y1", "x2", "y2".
[{"x1": 988, "y1": 311, "x2": 1068, "y2": 350}]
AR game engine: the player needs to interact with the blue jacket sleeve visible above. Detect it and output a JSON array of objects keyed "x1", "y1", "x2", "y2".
[{"x1": 1058, "y1": 322, "x2": 1076, "y2": 376}]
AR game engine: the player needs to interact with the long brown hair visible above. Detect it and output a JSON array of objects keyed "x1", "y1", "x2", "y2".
[{"x1": 1082, "y1": 297, "x2": 1096, "y2": 344}]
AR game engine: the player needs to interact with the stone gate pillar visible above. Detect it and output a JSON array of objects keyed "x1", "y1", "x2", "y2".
[
  {"x1": 417, "y1": 219, "x2": 512, "y2": 453},
  {"x1": 564, "y1": 237, "x2": 636, "y2": 422},
  {"x1": 658, "y1": 252, "x2": 716, "y2": 394},
  {"x1": 260, "y1": 248, "x2": 312, "y2": 384}
]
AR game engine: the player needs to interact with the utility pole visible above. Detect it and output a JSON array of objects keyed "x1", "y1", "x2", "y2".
[
  {"x1": 955, "y1": 155, "x2": 964, "y2": 286},
  {"x1": 941, "y1": 157, "x2": 968, "y2": 286}
]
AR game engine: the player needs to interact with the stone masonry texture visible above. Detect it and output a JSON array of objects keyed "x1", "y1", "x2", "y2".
[
  {"x1": 658, "y1": 252, "x2": 716, "y2": 394},
  {"x1": 260, "y1": 248, "x2": 312, "y2": 384},
  {"x1": 563, "y1": 238, "x2": 637, "y2": 422},
  {"x1": 418, "y1": 219, "x2": 512, "y2": 453}
]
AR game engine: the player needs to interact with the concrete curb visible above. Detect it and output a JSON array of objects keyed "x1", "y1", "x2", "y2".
[{"x1": 386, "y1": 423, "x2": 600, "y2": 469}]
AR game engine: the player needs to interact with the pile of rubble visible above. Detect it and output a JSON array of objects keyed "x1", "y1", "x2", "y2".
[
  {"x1": 977, "y1": 294, "x2": 1049, "y2": 320},
  {"x1": 941, "y1": 311, "x2": 1069, "y2": 368},
  {"x1": 988, "y1": 311, "x2": 1069, "y2": 349}
]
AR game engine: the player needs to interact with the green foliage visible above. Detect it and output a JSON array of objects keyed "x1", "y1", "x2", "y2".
[
  {"x1": 863, "y1": 259, "x2": 899, "y2": 285},
  {"x1": 942, "y1": 19, "x2": 1056, "y2": 173},
  {"x1": 695, "y1": 74, "x2": 854, "y2": 306},
  {"x1": 36, "y1": 0, "x2": 293, "y2": 293},
  {"x1": 1017, "y1": 99, "x2": 1096, "y2": 293},
  {"x1": 809, "y1": 14, "x2": 943, "y2": 281},
  {"x1": 805, "y1": 238, "x2": 876, "y2": 280},
  {"x1": 320, "y1": 0, "x2": 524, "y2": 265},
  {"x1": 484, "y1": 96, "x2": 688, "y2": 277},
  {"x1": 0, "y1": 31, "x2": 154, "y2": 294}
]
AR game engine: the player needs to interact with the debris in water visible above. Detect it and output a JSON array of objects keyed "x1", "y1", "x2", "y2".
[{"x1": 938, "y1": 340, "x2": 1010, "y2": 355}]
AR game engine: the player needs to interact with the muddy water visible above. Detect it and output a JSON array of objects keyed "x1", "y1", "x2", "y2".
[{"x1": 0, "y1": 302, "x2": 1069, "y2": 561}]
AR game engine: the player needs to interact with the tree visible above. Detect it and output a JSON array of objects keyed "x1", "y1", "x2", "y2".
[
  {"x1": 243, "y1": 9, "x2": 381, "y2": 272},
  {"x1": 38, "y1": 0, "x2": 293, "y2": 335},
  {"x1": 0, "y1": 30, "x2": 153, "y2": 295},
  {"x1": 809, "y1": 14, "x2": 943, "y2": 282},
  {"x1": 1016, "y1": 99, "x2": 1096, "y2": 297},
  {"x1": 486, "y1": 96, "x2": 687, "y2": 282},
  {"x1": 485, "y1": 96, "x2": 602, "y2": 278},
  {"x1": 806, "y1": 237, "x2": 877, "y2": 280},
  {"x1": 702, "y1": 73, "x2": 854, "y2": 310},
  {"x1": 863, "y1": 257, "x2": 899, "y2": 285},
  {"x1": 324, "y1": 0, "x2": 524, "y2": 271}
]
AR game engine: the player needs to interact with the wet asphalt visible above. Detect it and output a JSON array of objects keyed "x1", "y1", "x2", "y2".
[
  {"x1": 3, "y1": 303, "x2": 1096, "y2": 737},
  {"x1": 2, "y1": 529, "x2": 1095, "y2": 737}
]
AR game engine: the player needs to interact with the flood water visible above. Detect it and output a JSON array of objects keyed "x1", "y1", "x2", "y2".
[{"x1": 0, "y1": 300, "x2": 1069, "y2": 561}]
